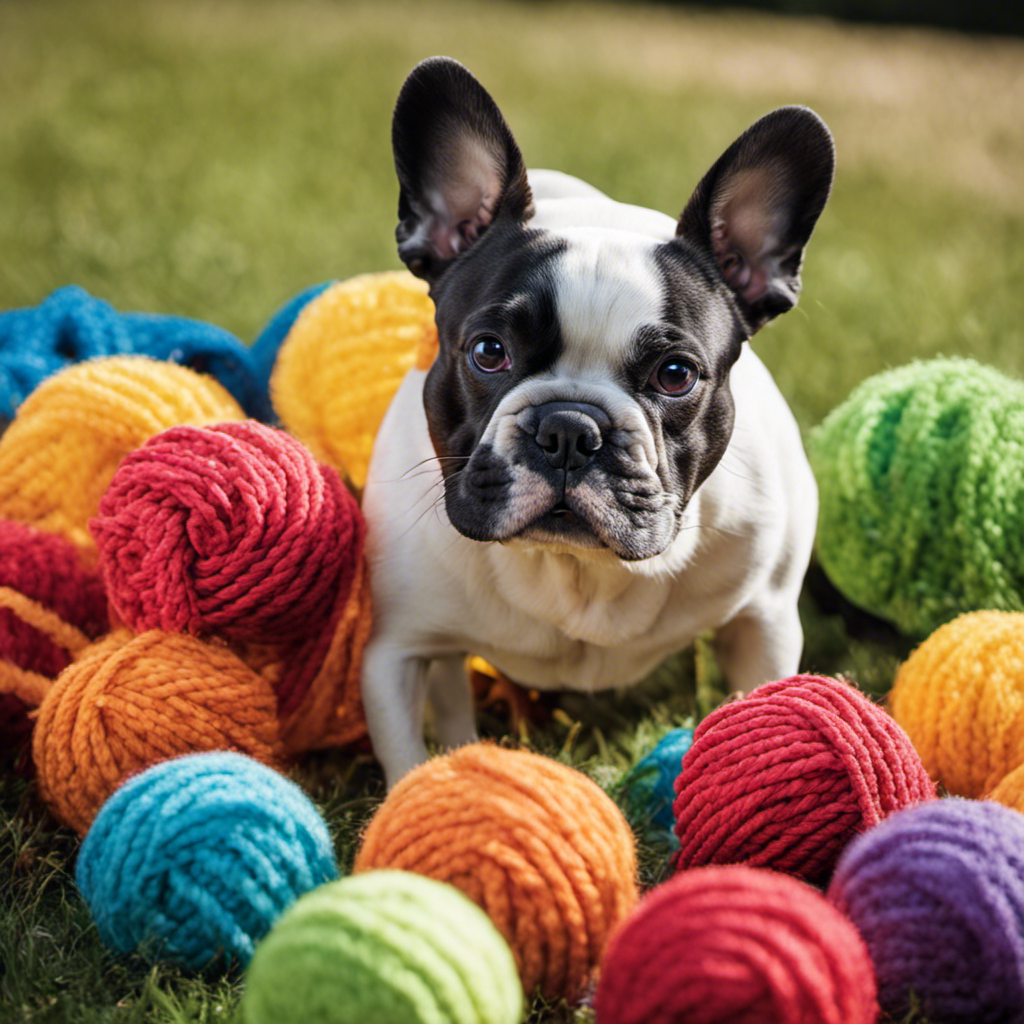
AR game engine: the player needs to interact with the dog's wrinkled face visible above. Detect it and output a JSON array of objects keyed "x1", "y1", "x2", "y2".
[
  {"x1": 423, "y1": 226, "x2": 743, "y2": 561},
  {"x1": 392, "y1": 58, "x2": 834, "y2": 562}
]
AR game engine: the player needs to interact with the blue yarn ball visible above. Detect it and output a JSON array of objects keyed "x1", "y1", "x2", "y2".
[
  {"x1": 76, "y1": 752, "x2": 337, "y2": 971},
  {"x1": 0, "y1": 286, "x2": 273, "y2": 422},
  {"x1": 620, "y1": 727, "x2": 694, "y2": 835},
  {"x1": 249, "y1": 281, "x2": 333, "y2": 395}
]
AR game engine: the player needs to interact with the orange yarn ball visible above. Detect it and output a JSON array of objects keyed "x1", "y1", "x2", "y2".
[
  {"x1": 889, "y1": 610, "x2": 1024, "y2": 797},
  {"x1": 33, "y1": 630, "x2": 286, "y2": 834},
  {"x1": 235, "y1": 558, "x2": 372, "y2": 755},
  {"x1": 353, "y1": 743, "x2": 638, "y2": 1003}
]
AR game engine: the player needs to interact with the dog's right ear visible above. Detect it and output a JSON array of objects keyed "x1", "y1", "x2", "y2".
[{"x1": 392, "y1": 57, "x2": 533, "y2": 283}]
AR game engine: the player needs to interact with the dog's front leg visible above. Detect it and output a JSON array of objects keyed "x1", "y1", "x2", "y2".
[
  {"x1": 426, "y1": 655, "x2": 478, "y2": 750},
  {"x1": 361, "y1": 640, "x2": 431, "y2": 787},
  {"x1": 712, "y1": 602, "x2": 804, "y2": 696}
]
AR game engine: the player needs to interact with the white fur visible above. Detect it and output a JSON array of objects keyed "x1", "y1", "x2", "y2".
[{"x1": 360, "y1": 172, "x2": 818, "y2": 785}]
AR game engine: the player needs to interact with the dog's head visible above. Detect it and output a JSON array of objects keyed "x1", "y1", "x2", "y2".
[{"x1": 392, "y1": 57, "x2": 833, "y2": 562}]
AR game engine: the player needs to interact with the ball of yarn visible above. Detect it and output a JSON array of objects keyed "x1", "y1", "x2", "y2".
[
  {"x1": 672, "y1": 674, "x2": 935, "y2": 883},
  {"x1": 618, "y1": 726, "x2": 694, "y2": 835},
  {"x1": 595, "y1": 865, "x2": 879, "y2": 1024},
  {"x1": 353, "y1": 743, "x2": 638, "y2": 1002},
  {"x1": 808, "y1": 357, "x2": 1024, "y2": 636},
  {"x1": 0, "y1": 285, "x2": 272, "y2": 421},
  {"x1": 986, "y1": 763, "x2": 1024, "y2": 812},
  {"x1": 76, "y1": 751, "x2": 336, "y2": 970},
  {"x1": 0, "y1": 520, "x2": 108, "y2": 674},
  {"x1": 270, "y1": 271, "x2": 438, "y2": 489},
  {"x1": 90, "y1": 420, "x2": 371, "y2": 753},
  {"x1": 889, "y1": 610, "x2": 1024, "y2": 797},
  {"x1": 828, "y1": 797, "x2": 1024, "y2": 1023},
  {"x1": 0, "y1": 520, "x2": 109, "y2": 765},
  {"x1": 0, "y1": 356, "x2": 244, "y2": 559},
  {"x1": 249, "y1": 281, "x2": 333, "y2": 394},
  {"x1": 92, "y1": 420, "x2": 361, "y2": 643},
  {"x1": 32, "y1": 630, "x2": 286, "y2": 834},
  {"x1": 243, "y1": 870, "x2": 524, "y2": 1024}
]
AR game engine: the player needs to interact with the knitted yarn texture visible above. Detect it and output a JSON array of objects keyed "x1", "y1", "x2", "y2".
[
  {"x1": 90, "y1": 420, "x2": 371, "y2": 753},
  {"x1": 618, "y1": 726, "x2": 694, "y2": 835},
  {"x1": 808, "y1": 357, "x2": 1024, "y2": 636},
  {"x1": 594, "y1": 865, "x2": 879, "y2": 1024},
  {"x1": 0, "y1": 356, "x2": 244, "y2": 560},
  {"x1": 249, "y1": 280, "x2": 332, "y2": 394},
  {"x1": 354, "y1": 743, "x2": 638, "y2": 1002},
  {"x1": 828, "y1": 797, "x2": 1024, "y2": 1024},
  {"x1": 0, "y1": 285, "x2": 272, "y2": 421},
  {"x1": 33, "y1": 630, "x2": 286, "y2": 834},
  {"x1": 76, "y1": 751, "x2": 337, "y2": 970},
  {"x1": 673, "y1": 674, "x2": 935, "y2": 883},
  {"x1": 270, "y1": 271, "x2": 438, "y2": 489},
  {"x1": 889, "y1": 610, "x2": 1024, "y2": 797},
  {"x1": 0, "y1": 520, "x2": 108, "y2": 767},
  {"x1": 242, "y1": 870, "x2": 524, "y2": 1024},
  {"x1": 987, "y1": 763, "x2": 1024, "y2": 813}
]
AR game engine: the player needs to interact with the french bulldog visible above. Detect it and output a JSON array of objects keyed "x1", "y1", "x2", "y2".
[{"x1": 360, "y1": 56, "x2": 834, "y2": 786}]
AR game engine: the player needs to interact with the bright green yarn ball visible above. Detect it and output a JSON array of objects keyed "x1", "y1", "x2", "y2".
[
  {"x1": 242, "y1": 870, "x2": 524, "y2": 1024},
  {"x1": 808, "y1": 357, "x2": 1024, "y2": 636}
]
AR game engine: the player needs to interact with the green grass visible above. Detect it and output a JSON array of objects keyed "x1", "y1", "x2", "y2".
[{"x1": 1, "y1": 0, "x2": 1022, "y2": 1021}]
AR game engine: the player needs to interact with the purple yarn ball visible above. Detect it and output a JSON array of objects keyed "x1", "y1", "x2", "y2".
[{"x1": 827, "y1": 798, "x2": 1024, "y2": 1024}]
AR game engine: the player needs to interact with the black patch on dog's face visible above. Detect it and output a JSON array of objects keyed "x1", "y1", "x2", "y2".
[
  {"x1": 642, "y1": 237, "x2": 747, "y2": 505},
  {"x1": 422, "y1": 221, "x2": 567, "y2": 485}
]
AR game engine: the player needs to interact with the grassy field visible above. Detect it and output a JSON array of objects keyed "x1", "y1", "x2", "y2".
[{"x1": 1, "y1": 1, "x2": 1023, "y2": 1022}]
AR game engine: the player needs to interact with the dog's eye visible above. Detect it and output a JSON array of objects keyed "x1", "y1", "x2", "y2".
[
  {"x1": 470, "y1": 336, "x2": 512, "y2": 373},
  {"x1": 649, "y1": 357, "x2": 699, "y2": 397}
]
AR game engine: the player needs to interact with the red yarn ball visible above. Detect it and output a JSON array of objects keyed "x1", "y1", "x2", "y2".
[
  {"x1": 594, "y1": 865, "x2": 879, "y2": 1024},
  {"x1": 672, "y1": 674, "x2": 935, "y2": 883},
  {"x1": 0, "y1": 520, "x2": 108, "y2": 674},
  {"x1": 90, "y1": 422, "x2": 367, "y2": 725},
  {"x1": 91, "y1": 421, "x2": 360, "y2": 642},
  {"x1": 0, "y1": 519, "x2": 109, "y2": 765}
]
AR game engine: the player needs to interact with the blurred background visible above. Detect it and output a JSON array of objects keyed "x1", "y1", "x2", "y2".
[{"x1": 1, "y1": 0, "x2": 1021, "y2": 437}]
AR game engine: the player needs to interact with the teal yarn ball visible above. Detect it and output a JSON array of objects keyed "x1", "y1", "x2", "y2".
[
  {"x1": 242, "y1": 870, "x2": 524, "y2": 1024},
  {"x1": 619, "y1": 727, "x2": 694, "y2": 837},
  {"x1": 808, "y1": 357, "x2": 1024, "y2": 636},
  {"x1": 76, "y1": 751, "x2": 337, "y2": 971}
]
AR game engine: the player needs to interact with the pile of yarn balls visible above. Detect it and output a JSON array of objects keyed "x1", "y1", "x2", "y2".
[
  {"x1": 5, "y1": 281, "x2": 1024, "y2": 1024},
  {"x1": 0, "y1": 279, "x2": 417, "y2": 834}
]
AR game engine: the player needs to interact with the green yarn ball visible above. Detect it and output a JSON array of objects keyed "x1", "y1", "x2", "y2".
[
  {"x1": 241, "y1": 870, "x2": 524, "y2": 1024},
  {"x1": 808, "y1": 357, "x2": 1024, "y2": 636}
]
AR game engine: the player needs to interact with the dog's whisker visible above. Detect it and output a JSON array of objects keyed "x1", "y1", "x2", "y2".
[
  {"x1": 390, "y1": 486, "x2": 450, "y2": 543},
  {"x1": 393, "y1": 454, "x2": 470, "y2": 483},
  {"x1": 365, "y1": 457, "x2": 468, "y2": 487},
  {"x1": 677, "y1": 521, "x2": 756, "y2": 541}
]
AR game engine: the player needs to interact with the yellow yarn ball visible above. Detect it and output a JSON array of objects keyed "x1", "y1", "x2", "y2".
[
  {"x1": 270, "y1": 271, "x2": 437, "y2": 489},
  {"x1": 0, "y1": 356, "x2": 244, "y2": 561},
  {"x1": 889, "y1": 610, "x2": 1024, "y2": 797}
]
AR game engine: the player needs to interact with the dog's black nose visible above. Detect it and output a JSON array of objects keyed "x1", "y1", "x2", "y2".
[{"x1": 532, "y1": 402, "x2": 610, "y2": 471}]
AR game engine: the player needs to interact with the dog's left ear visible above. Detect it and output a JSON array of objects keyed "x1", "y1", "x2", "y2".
[
  {"x1": 676, "y1": 106, "x2": 834, "y2": 334},
  {"x1": 392, "y1": 57, "x2": 533, "y2": 283}
]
